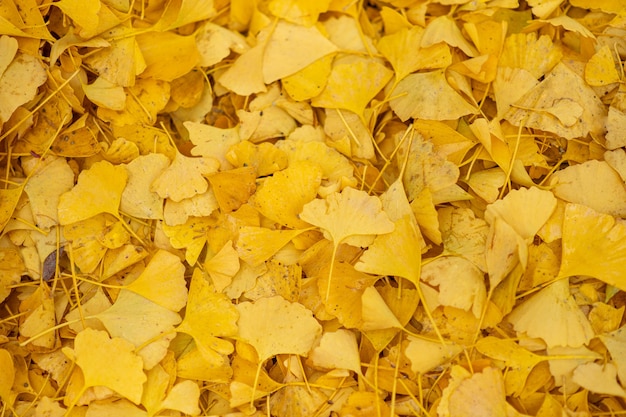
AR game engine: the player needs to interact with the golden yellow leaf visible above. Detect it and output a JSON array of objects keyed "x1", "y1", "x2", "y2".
[
  {"x1": 585, "y1": 45, "x2": 621, "y2": 86},
  {"x1": 311, "y1": 55, "x2": 393, "y2": 119},
  {"x1": 19, "y1": 285, "x2": 57, "y2": 350},
  {"x1": 142, "y1": 364, "x2": 200, "y2": 417},
  {"x1": 421, "y1": 15, "x2": 476, "y2": 57},
  {"x1": 65, "y1": 328, "x2": 146, "y2": 405},
  {"x1": 0, "y1": 51, "x2": 47, "y2": 123},
  {"x1": 268, "y1": 0, "x2": 330, "y2": 26},
  {"x1": 151, "y1": 151, "x2": 218, "y2": 202},
  {"x1": 308, "y1": 329, "x2": 361, "y2": 374},
  {"x1": 355, "y1": 216, "x2": 422, "y2": 284},
  {"x1": 82, "y1": 76, "x2": 126, "y2": 111},
  {"x1": 250, "y1": 161, "x2": 322, "y2": 229},
  {"x1": 207, "y1": 166, "x2": 256, "y2": 212},
  {"x1": 205, "y1": 240, "x2": 240, "y2": 292},
  {"x1": 236, "y1": 295, "x2": 322, "y2": 361},
  {"x1": 572, "y1": 363, "x2": 626, "y2": 397},
  {"x1": 177, "y1": 269, "x2": 238, "y2": 364},
  {"x1": 390, "y1": 70, "x2": 477, "y2": 122},
  {"x1": 98, "y1": 79, "x2": 171, "y2": 126},
  {"x1": 125, "y1": 250, "x2": 187, "y2": 312},
  {"x1": 94, "y1": 290, "x2": 180, "y2": 370},
  {"x1": 378, "y1": 26, "x2": 451, "y2": 81},
  {"x1": 404, "y1": 336, "x2": 462, "y2": 374},
  {"x1": 0, "y1": 249, "x2": 24, "y2": 303},
  {"x1": 282, "y1": 54, "x2": 333, "y2": 101},
  {"x1": 121, "y1": 153, "x2": 169, "y2": 220},
  {"x1": 58, "y1": 160, "x2": 127, "y2": 225},
  {"x1": 161, "y1": 216, "x2": 212, "y2": 265},
  {"x1": 263, "y1": 20, "x2": 337, "y2": 83},
  {"x1": 188, "y1": 123, "x2": 242, "y2": 169},
  {"x1": 236, "y1": 226, "x2": 308, "y2": 266},
  {"x1": 507, "y1": 278, "x2": 594, "y2": 348},
  {"x1": 558, "y1": 203, "x2": 626, "y2": 290},
  {"x1": 136, "y1": 32, "x2": 200, "y2": 82}
]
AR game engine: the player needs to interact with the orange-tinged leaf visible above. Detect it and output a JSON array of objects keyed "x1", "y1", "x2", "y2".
[
  {"x1": 58, "y1": 160, "x2": 127, "y2": 225},
  {"x1": 0, "y1": 349, "x2": 14, "y2": 406},
  {"x1": 66, "y1": 328, "x2": 146, "y2": 404},
  {"x1": 236, "y1": 295, "x2": 322, "y2": 361},
  {"x1": 207, "y1": 166, "x2": 256, "y2": 212}
]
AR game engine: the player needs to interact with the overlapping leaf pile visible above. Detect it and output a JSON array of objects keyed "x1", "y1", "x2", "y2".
[{"x1": 1, "y1": 0, "x2": 626, "y2": 415}]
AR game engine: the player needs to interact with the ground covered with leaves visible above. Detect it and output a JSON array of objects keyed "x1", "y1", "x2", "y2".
[{"x1": 1, "y1": 0, "x2": 626, "y2": 415}]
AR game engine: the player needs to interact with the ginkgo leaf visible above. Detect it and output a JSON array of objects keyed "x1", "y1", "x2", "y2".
[
  {"x1": 311, "y1": 55, "x2": 393, "y2": 119},
  {"x1": 558, "y1": 203, "x2": 626, "y2": 290},
  {"x1": 484, "y1": 187, "x2": 557, "y2": 240},
  {"x1": 161, "y1": 216, "x2": 212, "y2": 266},
  {"x1": 250, "y1": 161, "x2": 322, "y2": 229},
  {"x1": 236, "y1": 295, "x2": 322, "y2": 361},
  {"x1": 58, "y1": 160, "x2": 127, "y2": 225},
  {"x1": 125, "y1": 250, "x2": 188, "y2": 312},
  {"x1": 151, "y1": 151, "x2": 219, "y2": 202},
  {"x1": 355, "y1": 215, "x2": 422, "y2": 284},
  {"x1": 507, "y1": 278, "x2": 594, "y2": 348},
  {"x1": 121, "y1": 153, "x2": 169, "y2": 219},
  {"x1": 360, "y1": 286, "x2": 402, "y2": 331},
  {"x1": 94, "y1": 290, "x2": 181, "y2": 370},
  {"x1": 206, "y1": 166, "x2": 256, "y2": 212},
  {"x1": 300, "y1": 187, "x2": 394, "y2": 250},
  {"x1": 599, "y1": 326, "x2": 626, "y2": 385},
  {"x1": 188, "y1": 122, "x2": 242, "y2": 170},
  {"x1": 142, "y1": 364, "x2": 200, "y2": 417},
  {"x1": 550, "y1": 160, "x2": 626, "y2": 217},
  {"x1": 65, "y1": 328, "x2": 146, "y2": 405},
  {"x1": 23, "y1": 156, "x2": 74, "y2": 230},
  {"x1": 236, "y1": 226, "x2": 309, "y2": 266},
  {"x1": 390, "y1": 70, "x2": 477, "y2": 122},
  {"x1": 205, "y1": 240, "x2": 240, "y2": 292},
  {"x1": 268, "y1": 0, "x2": 330, "y2": 26},
  {"x1": 263, "y1": 20, "x2": 337, "y2": 83},
  {"x1": 404, "y1": 336, "x2": 462, "y2": 374},
  {"x1": 301, "y1": 187, "x2": 394, "y2": 302},
  {"x1": 177, "y1": 269, "x2": 239, "y2": 364},
  {"x1": 572, "y1": 363, "x2": 626, "y2": 397},
  {"x1": 421, "y1": 15, "x2": 476, "y2": 57},
  {"x1": 308, "y1": 329, "x2": 361, "y2": 374}
]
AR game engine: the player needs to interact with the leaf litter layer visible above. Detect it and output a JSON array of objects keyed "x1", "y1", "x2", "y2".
[{"x1": 1, "y1": 0, "x2": 626, "y2": 416}]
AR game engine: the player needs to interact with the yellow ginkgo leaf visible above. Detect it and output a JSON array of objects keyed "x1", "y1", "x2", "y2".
[
  {"x1": 421, "y1": 15, "x2": 476, "y2": 57},
  {"x1": 0, "y1": 52, "x2": 47, "y2": 124},
  {"x1": 236, "y1": 226, "x2": 309, "y2": 266},
  {"x1": 218, "y1": 41, "x2": 267, "y2": 96},
  {"x1": 486, "y1": 217, "x2": 526, "y2": 289},
  {"x1": 250, "y1": 161, "x2": 322, "y2": 229},
  {"x1": 136, "y1": 31, "x2": 200, "y2": 82},
  {"x1": 558, "y1": 203, "x2": 626, "y2": 290},
  {"x1": 23, "y1": 156, "x2": 74, "y2": 230},
  {"x1": 263, "y1": 20, "x2": 337, "y2": 83},
  {"x1": 177, "y1": 269, "x2": 239, "y2": 364},
  {"x1": 485, "y1": 187, "x2": 557, "y2": 240},
  {"x1": 94, "y1": 290, "x2": 181, "y2": 370},
  {"x1": 377, "y1": 25, "x2": 451, "y2": 81},
  {"x1": 187, "y1": 122, "x2": 242, "y2": 170},
  {"x1": 308, "y1": 329, "x2": 361, "y2": 374},
  {"x1": 439, "y1": 366, "x2": 525, "y2": 417},
  {"x1": 207, "y1": 166, "x2": 256, "y2": 212},
  {"x1": 205, "y1": 240, "x2": 240, "y2": 292},
  {"x1": 390, "y1": 70, "x2": 477, "y2": 122},
  {"x1": 0, "y1": 349, "x2": 14, "y2": 407},
  {"x1": 268, "y1": 0, "x2": 330, "y2": 26},
  {"x1": 438, "y1": 207, "x2": 489, "y2": 272},
  {"x1": 360, "y1": 286, "x2": 402, "y2": 331},
  {"x1": 125, "y1": 250, "x2": 188, "y2": 312},
  {"x1": 236, "y1": 295, "x2": 322, "y2": 361},
  {"x1": 226, "y1": 141, "x2": 288, "y2": 177},
  {"x1": 142, "y1": 364, "x2": 201, "y2": 417},
  {"x1": 507, "y1": 278, "x2": 594, "y2": 348},
  {"x1": 599, "y1": 326, "x2": 626, "y2": 385},
  {"x1": 404, "y1": 336, "x2": 462, "y2": 374},
  {"x1": 550, "y1": 160, "x2": 626, "y2": 217},
  {"x1": 65, "y1": 328, "x2": 146, "y2": 405},
  {"x1": 301, "y1": 187, "x2": 394, "y2": 302},
  {"x1": 282, "y1": 54, "x2": 333, "y2": 101},
  {"x1": 151, "y1": 151, "x2": 219, "y2": 202},
  {"x1": 311, "y1": 55, "x2": 393, "y2": 119},
  {"x1": 161, "y1": 216, "x2": 212, "y2": 266},
  {"x1": 572, "y1": 362, "x2": 626, "y2": 397},
  {"x1": 58, "y1": 160, "x2": 127, "y2": 225},
  {"x1": 421, "y1": 256, "x2": 486, "y2": 319},
  {"x1": 121, "y1": 153, "x2": 169, "y2": 220},
  {"x1": 465, "y1": 168, "x2": 506, "y2": 204},
  {"x1": 355, "y1": 216, "x2": 422, "y2": 284}
]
